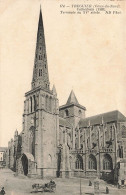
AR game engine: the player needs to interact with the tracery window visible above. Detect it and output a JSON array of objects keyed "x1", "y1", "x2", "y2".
[
  {"x1": 103, "y1": 154, "x2": 113, "y2": 170},
  {"x1": 122, "y1": 125, "x2": 126, "y2": 138},
  {"x1": 75, "y1": 155, "x2": 83, "y2": 170},
  {"x1": 39, "y1": 55, "x2": 42, "y2": 60},
  {"x1": 39, "y1": 69, "x2": 42, "y2": 76},
  {"x1": 88, "y1": 154, "x2": 97, "y2": 170}
]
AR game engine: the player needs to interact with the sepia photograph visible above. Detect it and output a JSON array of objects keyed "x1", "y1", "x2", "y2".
[{"x1": 0, "y1": 0, "x2": 126, "y2": 194}]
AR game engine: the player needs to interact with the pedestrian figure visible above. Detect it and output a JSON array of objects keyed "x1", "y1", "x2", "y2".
[
  {"x1": 117, "y1": 183, "x2": 120, "y2": 189},
  {"x1": 106, "y1": 186, "x2": 109, "y2": 194},
  {"x1": 0, "y1": 187, "x2": 5, "y2": 195},
  {"x1": 89, "y1": 180, "x2": 92, "y2": 186}
]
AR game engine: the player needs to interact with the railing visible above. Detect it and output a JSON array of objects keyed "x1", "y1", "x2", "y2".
[
  {"x1": 100, "y1": 148, "x2": 113, "y2": 152},
  {"x1": 70, "y1": 148, "x2": 113, "y2": 154}
]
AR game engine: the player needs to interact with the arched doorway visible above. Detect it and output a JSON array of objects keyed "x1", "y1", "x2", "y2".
[{"x1": 21, "y1": 154, "x2": 28, "y2": 176}]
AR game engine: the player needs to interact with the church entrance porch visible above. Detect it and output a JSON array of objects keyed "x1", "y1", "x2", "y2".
[
  {"x1": 21, "y1": 154, "x2": 28, "y2": 176},
  {"x1": 16, "y1": 152, "x2": 37, "y2": 177}
]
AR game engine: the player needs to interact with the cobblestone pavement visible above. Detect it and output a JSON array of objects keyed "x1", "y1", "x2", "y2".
[{"x1": 0, "y1": 169, "x2": 126, "y2": 195}]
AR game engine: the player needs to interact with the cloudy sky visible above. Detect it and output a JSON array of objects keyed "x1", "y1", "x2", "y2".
[{"x1": 0, "y1": 0, "x2": 126, "y2": 146}]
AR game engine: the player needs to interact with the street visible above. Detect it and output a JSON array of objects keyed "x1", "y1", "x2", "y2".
[{"x1": 0, "y1": 169, "x2": 125, "y2": 195}]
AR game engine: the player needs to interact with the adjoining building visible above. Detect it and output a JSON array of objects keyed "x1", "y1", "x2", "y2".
[
  {"x1": 6, "y1": 7, "x2": 126, "y2": 185},
  {"x1": 0, "y1": 147, "x2": 7, "y2": 169}
]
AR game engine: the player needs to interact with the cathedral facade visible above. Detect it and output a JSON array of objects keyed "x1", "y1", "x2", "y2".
[{"x1": 6, "y1": 8, "x2": 126, "y2": 185}]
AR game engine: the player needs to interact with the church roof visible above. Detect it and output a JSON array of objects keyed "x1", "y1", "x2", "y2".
[
  {"x1": 59, "y1": 117, "x2": 72, "y2": 128},
  {"x1": 79, "y1": 110, "x2": 126, "y2": 128},
  {"x1": 0, "y1": 147, "x2": 7, "y2": 152},
  {"x1": 60, "y1": 90, "x2": 86, "y2": 110},
  {"x1": 66, "y1": 90, "x2": 79, "y2": 105}
]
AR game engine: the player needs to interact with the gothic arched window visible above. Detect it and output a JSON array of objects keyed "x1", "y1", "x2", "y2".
[
  {"x1": 65, "y1": 109, "x2": 69, "y2": 117},
  {"x1": 118, "y1": 146, "x2": 123, "y2": 158},
  {"x1": 45, "y1": 95, "x2": 48, "y2": 111},
  {"x1": 30, "y1": 97, "x2": 32, "y2": 112},
  {"x1": 122, "y1": 125, "x2": 126, "y2": 138},
  {"x1": 79, "y1": 110, "x2": 82, "y2": 116},
  {"x1": 88, "y1": 154, "x2": 97, "y2": 170},
  {"x1": 39, "y1": 69, "x2": 42, "y2": 76},
  {"x1": 29, "y1": 126, "x2": 35, "y2": 157},
  {"x1": 103, "y1": 154, "x2": 113, "y2": 170},
  {"x1": 33, "y1": 95, "x2": 36, "y2": 111},
  {"x1": 39, "y1": 55, "x2": 42, "y2": 60},
  {"x1": 48, "y1": 97, "x2": 52, "y2": 112},
  {"x1": 75, "y1": 155, "x2": 83, "y2": 170}
]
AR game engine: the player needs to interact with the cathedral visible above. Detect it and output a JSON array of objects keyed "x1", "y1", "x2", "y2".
[{"x1": 6, "y1": 8, "x2": 126, "y2": 185}]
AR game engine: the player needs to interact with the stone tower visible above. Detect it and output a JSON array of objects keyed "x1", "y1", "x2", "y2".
[
  {"x1": 59, "y1": 90, "x2": 86, "y2": 149},
  {"x1": 20, "y1": 8, "x2": 59, "y2": 178},
  {"x1": 59, "y1": 90, "x2": 86, "y2": 128}
]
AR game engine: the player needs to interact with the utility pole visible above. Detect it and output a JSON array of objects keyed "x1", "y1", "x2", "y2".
[{"x1": 80, "y1": 172, "x2": 82, "y2": 195}]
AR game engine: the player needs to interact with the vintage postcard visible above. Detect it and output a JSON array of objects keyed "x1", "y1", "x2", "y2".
[{"x1": 0, "y1": 0, "x2": 126, "y2": 194}]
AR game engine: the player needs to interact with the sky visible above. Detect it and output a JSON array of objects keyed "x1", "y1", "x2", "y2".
[{"x1": 0, "y1": 0, "x2": 126, "y2": 147}]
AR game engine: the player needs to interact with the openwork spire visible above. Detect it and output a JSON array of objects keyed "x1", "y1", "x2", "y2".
[{"x1": 32, "y1": 7, "x2": 50, "y2": 90}]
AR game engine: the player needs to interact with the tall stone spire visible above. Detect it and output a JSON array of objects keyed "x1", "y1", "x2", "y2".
[{"x1": 31, "y1": 7, "x2": 50, "y2": 90}]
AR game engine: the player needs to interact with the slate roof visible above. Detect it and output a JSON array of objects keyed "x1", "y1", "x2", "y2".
[
  {"x1": 60, "y1": 90, "x2": 86, "y2": 110},
  {"x1": 67, "y1": 90, "x2": 79, "y2": 104},
  {"x1": 0, "y1": 147, "x2": 7, "y2": 152},
  {"x1": 79, "y1": 110, "x2": 126, "y2": 128},
  {"x1": 59, "y1": 117, "x2": 72, "y2": 128}
]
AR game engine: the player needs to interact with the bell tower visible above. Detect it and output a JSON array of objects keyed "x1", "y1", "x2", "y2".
[{"x1": 21, "y1": 7, "x2": 59, "y2": 178}]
